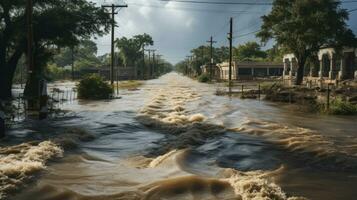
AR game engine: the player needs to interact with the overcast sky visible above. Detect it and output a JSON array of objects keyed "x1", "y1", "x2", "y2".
[{"x1": 91, "y1": 0, "x2": 357, "y2": 64}]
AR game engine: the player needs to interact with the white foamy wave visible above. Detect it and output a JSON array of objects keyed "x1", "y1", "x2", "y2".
[
  {"x1": 221, "y1": 169, "x2": 307, "y2": 200},
  {"x1": 0, "y1": 141, "x2": 63, "y2": 199}
]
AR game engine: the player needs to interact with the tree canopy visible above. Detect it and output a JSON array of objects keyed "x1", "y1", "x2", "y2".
[
  {"x1": 0, "y1": 0, "x2": 111, "y2": 99},
  {"x1": 115, "y1": 33, "x2": 153, "y2": 67},
  {"x1": 257, "y1": 0, "x2": 357, "y2": 85},
  {"x1": 234, "y1": 42, "x2": 267, "y2": 61}
]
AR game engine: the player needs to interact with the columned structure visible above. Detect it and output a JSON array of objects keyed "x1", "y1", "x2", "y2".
[
  {"x1": 318, "y1": 48, "x2": 335, "y2": 79},
  {"x1": 283, "y1": 47, "x2": 356, "y2": 87},
  {"x1": 283, "y1": 54, "x2": 297, "y2": 85}
]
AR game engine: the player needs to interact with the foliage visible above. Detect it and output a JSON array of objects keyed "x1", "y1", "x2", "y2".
[
  {"x1": 198, "y1": 73, "x2": 210, "y2": 83},
  {"x1": 188, "y1": 45, "x2": 230, "y2": 75},
  {"x1": 326, "y1": 98, "x2": 357, "y2": 115},
  {"x1": 116, "y1": 80, "x2": 143, "y2": 89},
  {"x1": 0, "y1": 0, "x2": 111, "y2": 100},
  {"x1": 234, "y1": 42, "x2": 267, "y2": 61},
  {"x1": 45, "y1": 64, "x2": 71, "y2": 82},
  {"x1": 257, "y1": 0, "x2": 357, "y2": 85},
  {"x1": 265, "y1": 45, "x2": 286, "y2": 62},
  {"x1": 115, "y1": 34, "x2": 153, "y2": 67},
  {"x1": 53, "y1": 40, "x2": 101, "y2": 69},
  {"x1": 77, "y1": 74, "x2": 113, "y2": 100}
]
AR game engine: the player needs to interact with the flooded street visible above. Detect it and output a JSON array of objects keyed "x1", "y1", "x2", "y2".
[{"x1": 2, "y1": 73, "x2": 357, "y2": 200}]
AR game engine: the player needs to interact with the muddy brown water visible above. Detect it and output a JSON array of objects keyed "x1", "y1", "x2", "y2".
[{"x1": 1, "y1": 73, "x2": 357, "y2": 200}]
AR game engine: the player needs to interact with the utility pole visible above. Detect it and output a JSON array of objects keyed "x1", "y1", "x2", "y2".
[
  {"x1": 145, "y1": 49, "x2": 156, "y2": 79},
  {"x1": 27, "y1": 0, "x2": 34, "y2": 75},
  {"x1": 206, "y1": 36, "x2": 216, "y2": 80},
  {"x1": 102, "y1": 3, "x2": 128, "y2": 85},
  {"x1": 228, "y1": 17, "x2": 233, "y2": 91},
  {"x1": 142, "y1": 46, "x2": 146, "y2": 80},
  {"x1": 153, "y1": 51, "x2": 156, "y2": 78},
  {"x1": 186, "y1": 55, "x2": 193, "y2": 76},
  {"x1": 156, "y1": 54, "x2": 162, "y2": 76}
]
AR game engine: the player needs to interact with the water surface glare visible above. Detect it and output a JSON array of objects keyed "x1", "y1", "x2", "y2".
[{"x1": 2, "y1": 73, "x2": 357, "y2": 200}]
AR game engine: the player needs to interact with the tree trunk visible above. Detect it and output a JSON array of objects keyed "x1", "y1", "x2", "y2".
[
  {"x1": 0, "y1": 62, "x2": 19, "y2": 100},
  {"x1": 295, "y1": 58, "x2": 306, "y2": 85},
  {"x1": 0, "y1": 69, "x2": 12, "y2": 100},
  {"x1": 0, "y1": 101, "x2": 5, "y2": 138}
]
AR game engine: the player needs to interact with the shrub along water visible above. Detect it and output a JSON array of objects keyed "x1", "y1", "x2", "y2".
[
  {"x1": 77, "y1": 74, "x2": 113, "y2": 100},
  {"x1": 325, "y1": 98, "x2": 357, "y2": 115},
  {"x1": 198, "y1": 73, "x2": 210, "y2": 83}
]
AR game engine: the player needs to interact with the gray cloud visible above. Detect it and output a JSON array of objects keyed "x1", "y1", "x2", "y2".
[{"x1": 92, "y1": 0, "x2": 357, "y2": 64}]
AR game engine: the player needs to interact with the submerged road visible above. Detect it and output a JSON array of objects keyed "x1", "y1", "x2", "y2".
[{"x1": 2, "y1": 72, "x2": 357, "y2": 200}]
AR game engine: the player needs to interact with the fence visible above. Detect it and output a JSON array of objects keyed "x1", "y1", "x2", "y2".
[{"x1": 6, "y1": 87, "x2": 77, "y2": 123}]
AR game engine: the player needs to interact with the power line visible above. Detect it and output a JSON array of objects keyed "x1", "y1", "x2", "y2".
[
  {"x1": 233, "y1": 30, "x2": 260, "y2": 39},
  {"x1": 159, "y1": 0, "x2": 273, "y2": 5},
  {"x1": 159, "y1": 0, "x2": 357, "y2": 5},
  {"x1": 129, "y1": 3, "x2": 263, "y2": 14}
]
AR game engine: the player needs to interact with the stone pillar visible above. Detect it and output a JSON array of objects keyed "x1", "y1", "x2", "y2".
[
  {"x1": 267, "y1": 67, "x2": 270, "y2": 76},
  {"x1": 251, "y1": 68, "x2": 254, "y2": 76},
  {"x1": 339, "y1": 56, "x2": 345, "y2": 80},
  {"x1": 283, "y1": 61, "x2": 287, "y2": 76},
  {"x1": 289, "y1": 60, "x2": 294, "y2": 86},
  {"x1": 289, "y1": 60, "x2": 294, "y2": 76},
  {"x1": 329, "y1": 56, "x2": 334, "y2": 79},
  {"x1": 319, "y1": 59, "x2": 323, "y2": 78}
]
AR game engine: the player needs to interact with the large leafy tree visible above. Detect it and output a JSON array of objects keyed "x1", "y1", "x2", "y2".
[
  {"x1": 257, "y1": 0, "x2": 356, "y2": 85},
  {"x1": 189, "y1": 45, "x2": 230, "y2": 75},
  {"x1": 234, "y1": 41, "x2": 267, "y2": 61},
  {"x1": 53, "y1": 39, "x2": 101, "y2": 69},
  {"x1": 0, "y1": 0, "x2": 110, "y2": 100},
  {"x1": 115, "y1": 33, "x2": 153, "y2": 67}
]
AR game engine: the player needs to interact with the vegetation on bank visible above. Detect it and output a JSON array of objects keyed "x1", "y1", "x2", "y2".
[
  {"x1": 198, "y1": 74, "x2": 210, "y2": 83},
  {"x1": 77, "y1": 75, "x2": 113, "y2": 100},
  {"x1": 325, "y1": 98, "x2": 357, "y2": 115},
  {"x1": 263, "y1": 83, "x2": 357, "y2": 115},
  {"x1": 115, "y1": 80, "x2": 144, "y2": 89}
]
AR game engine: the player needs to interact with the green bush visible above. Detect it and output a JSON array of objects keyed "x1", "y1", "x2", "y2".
[
  {"x1": 198, "y1": 73, "x2": 210, "y2": 83},
  {"x1": 326, "y1": 98, "x2": 357, "y2": 115},
  {"x1": 77, "y1": 74, "x2": 113, "y2": 99}
]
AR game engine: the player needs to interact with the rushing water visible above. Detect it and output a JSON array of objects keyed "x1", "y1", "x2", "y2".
[{"x1": 1, "y1": 73, "x2": 357, "y2": 200}]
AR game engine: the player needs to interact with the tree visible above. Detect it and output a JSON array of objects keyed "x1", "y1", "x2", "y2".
[
  {"x1": 115, "y1": 33, "x2": 153, "y2": 67},
  {"x1": 234, "y1": 42, "x2": 267, "y2": 61},
  {"x1": 53, "y1": 40, "x2": 100, "y2": 68},
  {"x1": 265, "y1": 44, "x2": 286, "y2": 62},
  {"x1": 0, "y1": 0, "x2": 110, "y2": 100},
  {"x1": 189, "y1": 45, "x2": 230, "y2": 75},
  {"x1": 257, "y1": 0, "x2": 356, "y2": 85}
]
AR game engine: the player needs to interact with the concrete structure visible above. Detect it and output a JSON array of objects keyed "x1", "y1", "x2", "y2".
[
  {"x1": 283, "y1": 47, "x2": 357, "y2": 86},
  {"x1": 214, "y1": 61, "x2": 283, "y2": 80}
]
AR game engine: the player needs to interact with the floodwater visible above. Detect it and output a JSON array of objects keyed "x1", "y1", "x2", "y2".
[{"x1": 1, "y1": 73, "x2": 357, "y2": 200}]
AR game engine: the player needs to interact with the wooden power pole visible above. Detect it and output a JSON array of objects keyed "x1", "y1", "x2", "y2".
[
  {"x1": 27, "y1": 0, "x2": 34, "y2": 75},
  {"x1": 145, "y1": 49, "x2": 156, "y2": 79},
  {"x1": 228, "y1": 17, "x2": 233, "y2": 90},
  {"x1": 206, "y1": 36, "x2": 216, "y2": 80},
  {"x1": 102, "y1": 3, "x2": 127, "y2": 85},
  {"x1": 156, "y1": 54, "x2": 162, "y2": 76}
]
